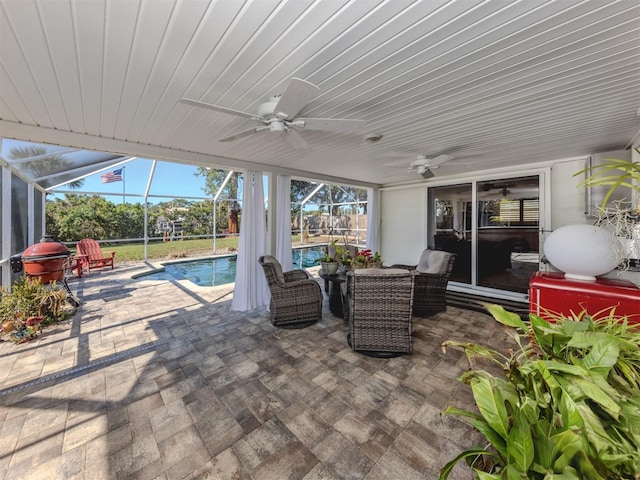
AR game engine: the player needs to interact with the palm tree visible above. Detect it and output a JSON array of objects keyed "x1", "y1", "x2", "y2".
[{"x1": 9, "y1": 146, "x2": 85, "y2": 189}]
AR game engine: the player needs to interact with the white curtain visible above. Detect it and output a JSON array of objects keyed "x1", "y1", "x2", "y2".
[
  {"x1": 275, "y1": 175, "x2": 293, "y2": 271},
  {"x1": 366, "y1": 187, "x2": 381, "y2": 253},
  {"x1": 231, "y1": 171, "x2": 270, "y2": 311}
]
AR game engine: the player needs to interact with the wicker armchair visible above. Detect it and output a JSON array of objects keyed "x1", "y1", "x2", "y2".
[
  {"x1": 258, "y1": 255, "x2": 323, "y2": 328},
  {"x1": 346, "y1": 268, "x2": 415, "y2": 356},
  {"x1": 392, "y1": 249, "x2": 456, "y2": 316}
]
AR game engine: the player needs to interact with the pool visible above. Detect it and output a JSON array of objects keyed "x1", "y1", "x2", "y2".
[{"x1": 134, "y1": 245, "x2": 326, "y2": 287}]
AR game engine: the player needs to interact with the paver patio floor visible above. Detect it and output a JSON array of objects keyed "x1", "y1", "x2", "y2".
[{"x1": 0, "y1": 263, "x2": 513, "y2": 479}]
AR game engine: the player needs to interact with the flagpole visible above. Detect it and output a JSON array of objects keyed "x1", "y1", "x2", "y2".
[{"x1": 122, "y1": 166, "x2": 126, "y2": 204}]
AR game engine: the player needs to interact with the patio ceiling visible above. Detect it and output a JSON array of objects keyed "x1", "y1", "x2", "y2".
[{"x1": 1, "y1": 0, "x2": 639, "y2": 187}]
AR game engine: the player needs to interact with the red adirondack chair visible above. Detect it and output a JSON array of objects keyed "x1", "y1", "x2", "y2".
[{"x1": 76, "y1": 239, "x2": 116, "y2": 273}]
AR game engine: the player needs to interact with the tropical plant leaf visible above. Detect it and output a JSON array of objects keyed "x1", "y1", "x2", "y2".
[
  {"x1": 507, "y1": 414, "x2": 534, "y2": 472},
  {"x1": 441, "y1": 340, "x2": 506, "y2": 367},
  {"x1": 504, "y1": 464, "x2": 528, "y2": 480},
  {"x1": 531, "y1": 423, "x2": 556, "y2": 472},
  {"x1": 529, "y1": 361, "x2": 563, "y2": 402},
  {"x1": 475, "y1": 471, "x2": 502, "y2": 480},
  {"x1": 529, "y1": 314, "x2": 553, "y2": 348},
  {"x1": 619, "y1": 400, "x2": 640, "y2": 435},
  {"x1": 442, "y1": 405, "x2": 483, "y2": 421},
  {"x1": 577, "y1": 404, "x2": 616, "y2": 457},
  {"x1": 572, "y1": 450, "x2": 607, "y2": 480},
  {"x1": 557, "y1": 389, "x2": 583, "y2": 429},
  {"x1": 558, "y1": 318, "x2": 591, "y2": 336},
  {"x1": 582, "y1": 337, "x2": 620, "y2": 376},
  {"x1": 573, "y1": 377, "x2": 620, "y2": 418},
  {"x1": 469, "y1": 375, "x2": 510, "y2": 440},
  {"x1": 441, "y1": 306, "x2": 640, "y2": 480},
  {"x1": 543, "y1": 471, "x2": 581, "y2": 479},
  {"x1": 566, "y1": 331, "x2": 608, "y2": 348},
  {"x1": 484, "y1": 303, "x2": 527, "y2": 330},
  {"x1": 519, "y1": 398, "x2": 539, "y2": 425},
  {"x1": 470, "y1": 418, "x2": 507, "y2": 458},
  {"x1": 550, "y1": 430, "x2": 583, "y2": 470},
  {"x1": 540, "y1": 361, "x2": 586, "y2": 377},
  {"x1": 438, "y1": 447, "x2": 497, "y2": 480}
]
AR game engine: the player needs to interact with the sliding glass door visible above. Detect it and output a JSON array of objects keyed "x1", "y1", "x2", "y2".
[
  {"x1": 430, "y1": 183, "x2": 472, "y2": 284},
  {"x1": 428, "y1": 175, "x2": 540, "y2": 295}
]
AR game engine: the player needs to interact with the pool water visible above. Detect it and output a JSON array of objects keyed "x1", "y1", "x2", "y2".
[{"x1": 135, "y1": 245, "x2": 326, "y2": 287}]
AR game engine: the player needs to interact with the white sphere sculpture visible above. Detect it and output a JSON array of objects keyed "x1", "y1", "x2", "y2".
[{"x1": 543, "y1": 224, "x2": 618, "y2": 281}]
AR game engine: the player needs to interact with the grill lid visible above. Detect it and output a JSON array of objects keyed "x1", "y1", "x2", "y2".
[{"x1": 22, "y1": 238, "x2": 70, "y2": 260}]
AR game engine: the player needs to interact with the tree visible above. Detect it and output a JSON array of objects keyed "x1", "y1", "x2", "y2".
[
  {"x1": 46, "y1": 195, "x2": 152, "y2": 242},
  {"x1": 195, "y1": 167, "x2": 241, "y2": 233},
  {"x1": 46, "y1": 195, "x2": 108, "y2": 241}
]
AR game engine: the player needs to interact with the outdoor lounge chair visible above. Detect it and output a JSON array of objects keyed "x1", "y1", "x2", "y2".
[
  {"x1": 76, "y1": 238, "x2": 116, "y2": 273},
  {"x1": 346, "y1": 268, "x2": 415, "y2": 356},
  {"x1": 392, "y1": 249, "x2": 456, "y2": 316},
  {"x1": 258, "y1": 255, "x2": 323, "y2": 328}
]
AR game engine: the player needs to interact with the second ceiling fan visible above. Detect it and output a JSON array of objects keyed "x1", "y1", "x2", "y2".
[
  {"x1": 181, "y1": 78, "x2": 366, "y2": 149},
  {"x1": 408, "y1": 154, "x2": 456, "y2": 179}
]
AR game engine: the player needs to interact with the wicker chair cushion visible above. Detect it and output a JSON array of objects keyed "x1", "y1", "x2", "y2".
[
  {"x1": 416, "y1": 250, "x2": 450, "y2": 274},
  {"x1": 353, "y1": 268, "x2": 409, "y2": 275},
  {"x1": 261, "y1": 255, "x2": 285, "y2": 283}
]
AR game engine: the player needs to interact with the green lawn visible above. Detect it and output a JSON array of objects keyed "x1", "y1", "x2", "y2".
[
  {"x1": 89, "y1": 235, "x2": 314, "y2": 262},
  {"x1": 89, "y1": 238, "x2": 239, "y2": 263}
]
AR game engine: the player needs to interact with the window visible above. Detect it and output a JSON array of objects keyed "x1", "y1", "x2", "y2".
[{"x1": 497, "y1": 198, "x2": 539, "y2": 225}]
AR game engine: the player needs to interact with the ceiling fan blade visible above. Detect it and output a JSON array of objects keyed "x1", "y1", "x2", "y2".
[
  {"x1": 428, "y1": 154, "x2": 455, "y2": 166},
  {"x1": 180, "y1": 98, "x2": 258, "y2": 120},
  {"x1": 218, "y1": 126, "x2": 268, "y2": 142},
  {"x1": 296, "y1": 117, "x2": 366, "y2": 132},
  {"x1": 273, "y1": 78, "x2": 320, "y2": 119},
  {"x1": 285, "y1": 128, "x2": 309, "y2": 149}
]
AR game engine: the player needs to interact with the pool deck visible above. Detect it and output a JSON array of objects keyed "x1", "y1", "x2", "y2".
[{"x1": 0, "y1": 262, "x2": 512, "y2": 479}]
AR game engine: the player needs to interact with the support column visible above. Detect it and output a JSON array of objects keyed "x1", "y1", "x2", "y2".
[{"x1": 1, "y1": 165, "x2": 12, "y2": 289}]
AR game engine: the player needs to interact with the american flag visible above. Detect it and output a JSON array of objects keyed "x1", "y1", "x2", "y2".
[{"x1": 101, "y1": 168, "x2": 123, "y2": 184}]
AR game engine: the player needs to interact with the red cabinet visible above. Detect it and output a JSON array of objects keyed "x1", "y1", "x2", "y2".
[{"x1": 529, "y1": 271, "x2": 640, "y2": 324}]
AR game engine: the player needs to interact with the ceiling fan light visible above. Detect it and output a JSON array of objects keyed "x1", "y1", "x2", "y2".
[
  {"x1": 420, "y1": 168, "x2": 435, "y2": 179},
  {"x1": 269, "y1": 120, "x2": 285, "y2": 133}
]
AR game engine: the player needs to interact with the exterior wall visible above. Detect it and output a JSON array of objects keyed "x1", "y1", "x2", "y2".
[
  {"x1": 550, "y1": 158, "x2": 589, "y2": 229},
  {"x1": 379, "y1": 153, "x2": 640, "y2": 287},
  {"x1": 380, "y1": 186, "x2": 427, "y2": 266}
]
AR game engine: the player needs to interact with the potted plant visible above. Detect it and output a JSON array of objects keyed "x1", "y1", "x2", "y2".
[
  {"x1": 316, "y1": 244, "x2": 339, "y2": 275},
  {"x1": 439, "y1": 304, "x2": 640, "y2": 479},
  {"x1": 351, "y1": 249, "x2": 383, "y2": 269},
  {"x1": 574, "y1": 148, "x2": 640, "y2": 269}
]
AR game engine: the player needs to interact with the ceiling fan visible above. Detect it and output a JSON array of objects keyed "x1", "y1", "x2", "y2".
[
  {"x1": 408, "y1": 154, "x2": 456, "y2": 179},
  {"x1": 180, "y1": 78, "x2": 366, "y2": 149}
]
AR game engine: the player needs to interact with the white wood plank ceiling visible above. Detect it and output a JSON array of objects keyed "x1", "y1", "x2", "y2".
[{"x1": 1, "y1": 0, "x2": 639, "y2": 186}]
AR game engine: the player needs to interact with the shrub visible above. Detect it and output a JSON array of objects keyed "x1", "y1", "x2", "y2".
[
  {"x1": 439, "y1": 305, "x2": 640, "y2": 480},
  {"x1": 0, "y1": 276, "x2": 71, "y2": 343}
]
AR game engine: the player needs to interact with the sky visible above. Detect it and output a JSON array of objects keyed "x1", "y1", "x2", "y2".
[
  {"x1": 59, "y1": 157, "x2": 212, "y2": 205},
  {"x1": 0, "y1": 138, "x2": 256, "y2": 205},
  {"x1": 1, "y1": 138, "x2": 353, "y2": 211}
]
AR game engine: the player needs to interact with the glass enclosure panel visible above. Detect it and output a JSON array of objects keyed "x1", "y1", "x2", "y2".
[
  {"x1": 11, "y1": 173, "x2": 28, "y2": 254},
  {"x1": 33, "y1": 189, "x2": 43, "y2": 242},
  {"x1": 0, "y1": 167, "x2": 2, "y2": 285},
  {"x1": 0, "y1": 168, "x2": 2, "y2": 248},
  {"x1": 429, "y1": 183, "x2": 473, "y2": 284},
  {"x1": 476, "y1": 176, "x2": 540, "y2": 293},
  {"x1": 148, "y1": 161, "x2": 208, "y2": 198},
  {"x1": 291, "y1": 182, "x2": 367, "y2": 246},
  {"x1": 5, "y1": 140, "x2": 125, "y2": 189}
]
